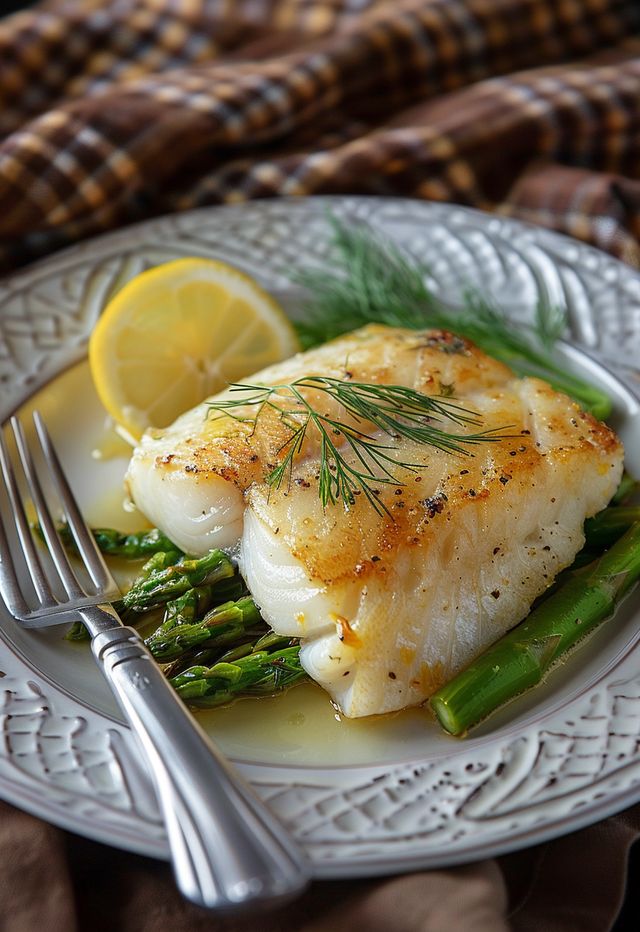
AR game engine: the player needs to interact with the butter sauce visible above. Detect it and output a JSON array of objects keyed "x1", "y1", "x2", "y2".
[
  {"x1": 15, "y1": 359, "x2": 437, "y2": 766},
  {"x1": 91, "y1": 427, "x2": 133, "y2": 462}
]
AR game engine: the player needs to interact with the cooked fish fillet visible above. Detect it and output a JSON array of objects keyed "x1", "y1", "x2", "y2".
[{"x1": 126, "y1": 325, "x2": 624, "y2": 717}]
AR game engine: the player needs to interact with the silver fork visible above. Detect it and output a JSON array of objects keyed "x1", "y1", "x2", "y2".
[{"x1": 0, "y1": 411, "x2": 310, "y2": 911}]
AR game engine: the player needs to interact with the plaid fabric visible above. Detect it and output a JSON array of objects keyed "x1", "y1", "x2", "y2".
[{"x1": 1, "y1": 0, "x2": 639, "y2": 272}]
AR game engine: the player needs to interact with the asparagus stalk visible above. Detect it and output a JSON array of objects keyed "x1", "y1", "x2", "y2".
[
  {"x1": 92, "y1": 527, "x2": 181, "y2": 558},
  {"x1": 146, "y1": 596, "x2": 263, "y2": 661},
  {"x1": 169, "y1": 645, "x2": 306, "y2": 708},
  {"x1": 65, "y1": 568, "x2": 245, "y2": 643},
  {"x1": 45, "y1": 522, "x2": 182, "y2": 559},
  {"x1": 65, "y1": 620, "x2": 91, "y2": 641},
  {"x1": 611, "y1": 472, "x2": 639, "y2": 505},
  {"x1": 163, "y1": 577, "x2": 247, "y2": 624},
  {"x1": 430, "y1": 523, "x2": 640, "y2": 736},
  {"x1": 137, "y1": 549, "x2": 183, "y2": 580},
  {"x1": 161, "y1": 584, "x2": 222, "y2": 631},
  {"x1": 163, "y1": 645, "x2": 231, "y2": 679},
  {"x1": 584, "y1": 506, "x2": 640, "y2": 551},
  {"x1": 123, "y1": 549, "x2": 234, "y2": 612},
  {"x1": 205, "y1": 574, "x2": 247, "y2": 604},
  {"x1": 80, "y1": 526, "x2": 181, "y2": 558},
  {"x1": 161, "y1": 631, "x2": 296, "y2": 678},
  {"x1": 66, "y1": 549, "x2": 182, "y2": 640}
]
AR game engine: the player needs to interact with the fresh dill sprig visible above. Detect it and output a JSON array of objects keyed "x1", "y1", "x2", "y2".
[
  {"x1": 535, "y1": 297, "x2": 567, "y2": 351},
  {"x1": 208, "y1": 378, "x2": 513, "y2": 517},
  {"x1": 294, "y1": 216, "x2": 611, "y2": 420},
  {"x1": 294, "y1": 219, "x2": 435, "y2": 347}
]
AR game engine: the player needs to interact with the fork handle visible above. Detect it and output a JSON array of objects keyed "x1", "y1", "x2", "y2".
[{"x1": 87, "y1": 617, "x2": 309, "y2": 911}]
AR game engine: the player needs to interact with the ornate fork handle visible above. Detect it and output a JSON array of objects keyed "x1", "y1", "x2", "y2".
[{"x1": 85, "y1": 605, "x2": 309, "y2": 911}]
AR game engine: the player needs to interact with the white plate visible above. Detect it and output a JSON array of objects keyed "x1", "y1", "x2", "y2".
[{"x1": 1, "y1": 197, "x2": 640, "y2": 876}]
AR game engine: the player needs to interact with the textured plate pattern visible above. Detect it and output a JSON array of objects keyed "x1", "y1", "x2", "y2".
[{"x1": 1, "y1": 197, "x2": 640, "y2": 875}]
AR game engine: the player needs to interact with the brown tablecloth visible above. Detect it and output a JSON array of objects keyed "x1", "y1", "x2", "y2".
[
  {"x1": 0, "y1": 798, "x2": 639, "y2": 931},
  {"x1": 1, "y1": 0, "x2": 640, "y2": 272},
  {"x1": 1, "y1": 1, "x2": 640, "y2": 929}
]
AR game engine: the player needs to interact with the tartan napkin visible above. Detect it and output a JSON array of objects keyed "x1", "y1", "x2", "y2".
[
  {"x1": 0, "y1": 0, "x2": 639, "y2": 271},
  {"x1": 1, "y1": 1, "x2": 639, "y2": 930}
]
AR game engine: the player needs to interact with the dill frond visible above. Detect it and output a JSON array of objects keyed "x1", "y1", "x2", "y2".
[
  {"x1": 293, "y1": 215, "x2": 611, "y2": 420},
  {"x1": 208, "y1": 378, "x2": 513, "y2": 517}
]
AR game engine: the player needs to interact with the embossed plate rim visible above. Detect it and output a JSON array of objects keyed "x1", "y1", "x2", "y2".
[{"x1": 2, "y1": 196, "x2": 640, "y2": 875}]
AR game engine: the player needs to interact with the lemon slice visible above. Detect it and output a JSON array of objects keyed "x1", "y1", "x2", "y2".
[{"x1": 89, "y1": 258, "x2": 299, "y2": 439}]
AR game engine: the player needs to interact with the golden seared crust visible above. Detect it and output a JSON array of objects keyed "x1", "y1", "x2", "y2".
[
  {"x1": 140, "y1": 324, "x2": 514, "y2": 486},
  {"x1": 247, "y1": 374, "x2": 622, "y2": 587},
  {"x1": 135, "y1": 324, "x2": 623, "y2": 586}
]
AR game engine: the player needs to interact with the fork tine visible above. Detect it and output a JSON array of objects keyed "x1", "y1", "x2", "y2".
[
  {"x1": 0, "y1": 424, "x2": 58, "y2": 610},
  {"x1": 32, "y1": 412, "x2": 117, "y2": 596},
  {"x1": 11, "y1": 416, "x2": 85, "y2": 603},
  {"x1": 0, "y1": 483, "x2": 31, "y2": 619}
]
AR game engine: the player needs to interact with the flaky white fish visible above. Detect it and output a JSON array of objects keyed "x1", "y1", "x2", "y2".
[{"x1": 127, "y1": 325, "x2": 624, "y2": 717}]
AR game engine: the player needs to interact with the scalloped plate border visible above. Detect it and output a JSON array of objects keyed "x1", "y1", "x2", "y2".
[{"x1": 1, "y1": 197, "x2": 640, "y2": 877}]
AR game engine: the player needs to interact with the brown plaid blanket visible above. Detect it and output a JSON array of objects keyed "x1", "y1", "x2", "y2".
[{"x1": 0, "y1": 0, "x2": 639, "y2": 273}]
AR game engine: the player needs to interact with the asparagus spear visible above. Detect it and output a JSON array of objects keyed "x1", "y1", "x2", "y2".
[
  {"x1": 65, "y1": 620, "x2": 92, "y2": 641},
  {"x1": 205, "y1": 574, "x2": 247, "y2": 604},
  {"x1": 83, "y1": 526, "x2": 181, "y2": 558},
  {"x1": 169, "y1": 645, "x2": 306, "y2": 708},
  {"x1": 161, "y1": 584, "x2": 222, "y2": 632},
  {"x1": 141, "y1": 584, "x2": 218, "y2": 647},
  {"x1": 163, "y1": 577, "x2": 247, "y2": 625},
  {"x1": 161, "y1": 630, "x2": 296, "y2": 678},
  {"x1": 146, "y1": 596, "x2": 263, "y2": 661},
  {"x1": 123, "y1": 549, "x2": 234, "y2": 612},
  {"x1": 430, "y1": 523, "x2": 640, "y2": 736},
  {"x1": 65, "y1": 550, "x2": 180, "y2": 641},
  {"x1": 611, "y1": 472, "x2": 639, "y2": 505},
  {"x1": 163, "y1": 645, "x2": 232, "y2": 679},
  {"x1": 44, "y1": 522, "x2": 182, "y2": 559},
  {"x1": 65, "y1": 566, "x2": 245, "y2": 643},
  {"x1": 585, "y1": 506, "x2": 640, "y2": 551},
  {"x1": 137, "y1": 549, "x2": 183, "y2": 580}
]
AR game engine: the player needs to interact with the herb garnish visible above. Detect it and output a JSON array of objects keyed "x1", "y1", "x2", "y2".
[
  {"x1": 294, "y1": 216, "x2": 611, "y2": 419},
  {"x1": 208, "y1": 378, "x2": 512, "y2": 516}
]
